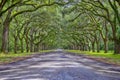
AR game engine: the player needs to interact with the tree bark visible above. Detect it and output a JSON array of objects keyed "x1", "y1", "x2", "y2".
[
  {"x1": 1, "y1": 22, "x2": 9, "y2": 53},
  {"x1": 25, "y1": 35, "x2": 29, "y2": 52},
  {"x1": 1, "y1": 8, "x2": 12, "y2": 53},
  {"x1": 114, "y1": 40, "x2": 120, "y2": 54},
  {"x1": 104, "y1": 39, "x2": 108, "y2": 53},
  {"x1": 110, "y1": 15, "x2": 119, "y2": 54},
  {"x1": 20, "y1": 39, "x2": 24, "y2": 53},
  {"x1": 92, "y1": 42, "x2": 95, "y2": 52},
  {"x1": 96, "y1": 42, "x2": 100, "y2": 53},
  {"x1": 14, "y1": 36, "x2": 18, "y2": 53},
  {"x1": 30, "y1": 35, "x2": 33, "y2": 52}
]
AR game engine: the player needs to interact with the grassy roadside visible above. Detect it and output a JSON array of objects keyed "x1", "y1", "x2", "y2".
[
  {"x1": 66, "y1": 50, "x2": 120, "y2": 66},
  {"x1": 0, "y1": 50, "x2": 53, "y2": 65}
]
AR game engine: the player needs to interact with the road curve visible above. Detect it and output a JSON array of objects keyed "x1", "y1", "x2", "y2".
[{"x1": 0, "y1": 51, "x2": 120, "y2": 80}]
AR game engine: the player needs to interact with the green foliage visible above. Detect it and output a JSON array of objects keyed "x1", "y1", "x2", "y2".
[{"x1": 0, "y1": 0, "x2": 120, "y2": 54}]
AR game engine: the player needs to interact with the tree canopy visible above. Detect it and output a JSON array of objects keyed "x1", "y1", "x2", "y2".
[{"x1": 0, "y1": 0, "x2": 120, "y2": 54}]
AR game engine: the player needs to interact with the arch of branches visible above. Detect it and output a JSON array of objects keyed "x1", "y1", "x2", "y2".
[{"x1": 0, "y1": 0, "x2": 120, "y2": 54}]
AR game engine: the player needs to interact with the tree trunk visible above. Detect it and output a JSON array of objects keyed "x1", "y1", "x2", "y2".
[
  {"x1": 96, "y1": 41, "x2": 100, "y2": 53},
  {"x1": 82, "y1": 44, "x2": 85, "y2": 51},
  {"x1": 1, "y1": 21, "x2": 9, "y2": 53},
  {"x1": 88, "y1": 45, "x2": 91, "y2": 51},
  {"x1": 25, "y1": 37, "x2": 29, "y2": 52},
  {"x1": 30, "y1": 42, "x2": 33, "y2": 52},
  {"x1": 104, "y1": 20, "x2": 108, "y2": 53},
  {"x1": 111, "y1": 13, "x2": 118, "y2": 54},
  {"x1": 1, "y1": 9, "x2": 12, "y2": 53},
  {"x1": 20, "y1": 39, "x2": 24, "y2": 53},
  {"x1": 34, "y1": 44, "x2": 38, "y2": 52},
  {"x1": 30, "y1": 35, "x2": 33, "y2": 52},
  {"x1": 114, "y1": 40, "x2": 120, "y2": 54},
  {"x1": 14, "y1": 36, "x2": 18, "y2": 53},
  {"x1": 92, "y1": 42, "x2": 95, "y2": 52},
  {"x1": 37, "y1": 44, "x2": 39, "y2": 52},
  {"x1": 26, "y1": 41, "x2": 29, "y2": 52},
  {"x1": 78, "y1": 46, "x2": 81, "y2": 50},
  {"x1": 104, "y1": 39, "x2": 108, "y2": 53}
]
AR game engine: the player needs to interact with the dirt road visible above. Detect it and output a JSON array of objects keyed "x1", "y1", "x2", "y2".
[{"x1": 0, "y1": 51, "x2": 120, "y2": 80}]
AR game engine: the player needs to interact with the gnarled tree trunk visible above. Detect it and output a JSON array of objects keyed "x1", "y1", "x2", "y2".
[
  {"x1": 1, "y1": 9, "x2": 12, "y2": 53},
  {"x1": 1, "y1": 22, "x2": 9, "y2": 53}
]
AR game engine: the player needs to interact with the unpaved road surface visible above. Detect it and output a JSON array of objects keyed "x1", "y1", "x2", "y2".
[{"x1": 0, "y1": 51, "x2": 120, "y2": 80}]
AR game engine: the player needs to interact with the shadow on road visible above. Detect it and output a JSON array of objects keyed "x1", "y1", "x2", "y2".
[{"x1": 0, "y1": 51, "x2": 120, "y2": 80}]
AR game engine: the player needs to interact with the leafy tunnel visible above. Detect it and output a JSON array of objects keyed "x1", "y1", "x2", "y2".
[{"x1": 0, "y1": 0, "x2": 120, "y2": 54}]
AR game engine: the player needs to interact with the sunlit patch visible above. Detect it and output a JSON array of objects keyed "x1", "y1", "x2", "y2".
[
  {"x1": 0, "y1": 52, "x2": 120, "y2": 80},
  {"x1": 25, "y1": 79, "x2": 45, "y2": 80},
  {"x1": 0, "y1": 68, "x2": 22, "y2": 73},
  {"x1": 98, "y1": 70, "x2": 120, "y2": 74},
  {"x1": 0, "y1": 78, "x2": 7, "y2": 80}
]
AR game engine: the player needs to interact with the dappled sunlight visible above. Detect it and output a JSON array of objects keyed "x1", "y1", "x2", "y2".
[
  {"x1": 98, "y1": 70, "x2": 120, "y2": 74},
  {"x1": 29, "y1": 61, "x2": 83, "y2": 68},
  {"x1": 0, "y1": 52, "x2": 120, "y2": 80},
  {"x1": 0, "y1": 0, "x2": 120, "y2": 79}
]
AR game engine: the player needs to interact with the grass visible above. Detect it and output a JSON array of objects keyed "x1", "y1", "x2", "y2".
[
  {"x1": 0, "y1": 50, "x2": 53, "y2": 65},
  {"x1": 67, "y1": 50, "x2": 120, "y2": 65},
  {"x1": 0, "y1": 52, "x2": 32, "y2": 64},
  {"x1": 2, "y1": 49, "x2": 120, "y2": 66}
]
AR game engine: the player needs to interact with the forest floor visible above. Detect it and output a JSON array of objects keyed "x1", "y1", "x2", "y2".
[{"x1": 0, "y1": 50, "x2": 120, "y2": 80}]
